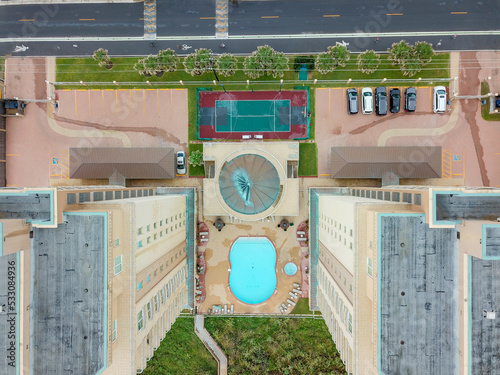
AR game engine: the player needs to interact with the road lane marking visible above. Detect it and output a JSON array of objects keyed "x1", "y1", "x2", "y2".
[
  {"x1": 451, "y1": 12, "x2": 467, "y2": 14},
  {"x1": 387, "y1": 13, "x2": 403, "y2": 16},
  {"x1": 18, "y1": 19, "x2": 34, "y2": 22},
  {"x1": 79, "y1": 19, "x2": 95, "y2": 21},
  {"x1": 261, "y1": 16, "x2": 279, "y2": 19},
  {"x1": 323, "y1": 15, "x2": 340, "y2": 17},
  {"x1": 200, "y1": 17, "x2": 216, "y2": 20}
]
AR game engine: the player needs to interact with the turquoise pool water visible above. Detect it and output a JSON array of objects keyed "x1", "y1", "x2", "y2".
[
  {"x1": 229, "y1": 237, "x2": 277, "y2": 304},
  {"x1": 284, "y1": 262, "x2": 297, "y2": 276}
]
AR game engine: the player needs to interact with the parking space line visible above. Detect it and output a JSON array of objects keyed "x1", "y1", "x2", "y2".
[
  {"x1": 101, "y1": 90, "x2": 104, "y2": 114},
  {"x1": 329, "y1": 88, "x2": 331, "y2": 114},
  {"x1": 74, "y1": 90, "x2": 77, "y2": 116},
  {"x1": 143, "y1": 89, "x2": 146, "y2": 114},
  {"x1": 88, "y1": 90, "x2": 91, "y2": 114},
  {"x1": 157, "y1": 89, "x2": 159, "y2": 112},
  {"x1": 116, "y1": 90, "x2": 119, "y2": 113},
  {"x1": 6, "y1": 154, "x2": 19, "y2": 156},
  {"x1": 343, "y1": 88, "x2": 346, "y2": 112},
  {"x1": 170, "y1": 89, "x2": 173, "y2": 112},
  {"x1": 429, "y1": 87, "x2": 432, "y2": 112},
  {"x1": 320, "y1": 173, "x2": 330, "y2": 176}
]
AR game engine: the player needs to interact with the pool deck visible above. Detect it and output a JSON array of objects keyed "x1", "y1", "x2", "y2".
[{"x1": 198, "y1": 192, "x2": 310, "y2": 314}]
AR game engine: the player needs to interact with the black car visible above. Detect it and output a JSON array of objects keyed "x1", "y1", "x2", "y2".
[
  {"x1": 375, "y1": 87, "x2": 387, "y2": 116},
  {"x1": 346, "y1": 88, "x2": 358, "y2": 114},
  {"x1": 390, "y1": 88, "x2": 401, "y2": 113},
  {"x1": 405, "y1": 87, "x2": 417, "y2": 112}
]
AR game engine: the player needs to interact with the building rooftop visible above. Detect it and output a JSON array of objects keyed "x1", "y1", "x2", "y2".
[
  {"x1": 378, "y1": 214, "x2": 458, "y2": 375},
  {"x1": 485, "y1": 226, "x2": 500, "y2": 258},
  {"x1": 30, "y1": 213, "x2": 107, "y2": 375},
  {"x1": 70, "y1": 147, "x2": 175, "y2": 180},
  {"x1": 0, "y1": 252, "x2": 18, "y2": 375},
  {"x1": 470, "y1": 257, "x2": 500, "y2": 374},
  {"x1": 435, "y1": 193, "x2": 500, "y2": 221},
  {"x1": 330, "y1": 146, "x2": 442, "y2": 179},
  {"x1": 0, "y1": 193, "x2": 51, "y2": 222}
]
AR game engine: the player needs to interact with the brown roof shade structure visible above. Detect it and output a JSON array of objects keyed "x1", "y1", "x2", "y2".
[
  {"x1": 330, "y1": 146, "x2": 442, "y2": 179},
  {"x1": 70, "y1": 147, "x2": 175, "y2": 180}
]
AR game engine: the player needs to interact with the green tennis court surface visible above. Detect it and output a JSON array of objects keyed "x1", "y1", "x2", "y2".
[{"x1": 215, "y1": 99, "x2": 291, "y2": 133}]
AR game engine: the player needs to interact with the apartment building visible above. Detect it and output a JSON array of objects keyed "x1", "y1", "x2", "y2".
[
  {"x1": 310, "y1": 186, "x2": 500, "y2": 375},
  {"x1": 0, "y1": 186, "x2": 194, "y2": 375}
]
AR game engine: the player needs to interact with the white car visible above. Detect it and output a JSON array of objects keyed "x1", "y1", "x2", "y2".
[
  {"x1": 176, "y1": 151, "x2": 186, "y2": 175},
  {"x1": 361, "y1": 87, "x2": 373, "y2": 114},
  {"x1": 433, "y1": 86, "x2": 447, "y2": 113}
]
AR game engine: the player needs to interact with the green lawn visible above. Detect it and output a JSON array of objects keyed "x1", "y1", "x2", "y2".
[
  {"x1": 205, "y1": 317, "x2": 346, "y2": 375},
  {"x1": 0, "y1": 57, "x2": 4, "y2": 80},
  {"x1": 141, "y1": 318, "x2": 217, "y2": 375},
  {"x1": 310, "y1": 53, "x2": 450, "y2": 86},
  {"x1": 299, "y1": 143, "x2": 318, "y2": 177},
  {"x1": 289, "y1": 298, "x2": 313, "y2": 314},
  {"x1": 481, "y1": 81, "x2": 500, "y2": 121},
  {"x1": 188, "y1": 143, "x2": 205, "y2": 177}
]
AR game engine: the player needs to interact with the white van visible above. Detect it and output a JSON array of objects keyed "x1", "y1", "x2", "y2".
[
  {"x1": 433, "y1": 86, "x2": 447, "y2": 113},
  {"x1": 361, "y1": 87, "x2": 373, "y2": 114}
]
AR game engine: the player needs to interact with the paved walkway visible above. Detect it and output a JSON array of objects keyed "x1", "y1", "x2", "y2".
[{"x1": 194, "y1": 315, "x2": 228, "y2": 375}]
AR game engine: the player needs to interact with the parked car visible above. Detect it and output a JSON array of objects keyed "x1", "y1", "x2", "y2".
[
  {"x1": 361, "y1": 87, "x2": 373, "y2": 114},
  {"x1": 390, "y1": 88, "x2": 401, "y2": 113},
  {"x1": 346, "y1": 88, "x2": 359, "y2": 114},
  {"x1": 405, "y1": 87, "x2": 417, "y2": 112},
  {"x1": 176, "y1": 151, "x2": 186, "y2": 175},
  {"x1": 433, "y1": 86, "x2": 447, "y2": 113},
  {"x1": 375, "y1": 87, "x2": 387, "y2": 116}
]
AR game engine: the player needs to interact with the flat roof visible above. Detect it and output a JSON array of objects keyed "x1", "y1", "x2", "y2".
[
  {"x1": 470, "y1": 257, "x2": 500, "y2": 374},
  {"x1": 435, "y1": 193, "x2": 500, "y2": 221},
  {"x1": 0, "y1": 193, "x2": 51, "y2": 222},
  {"x1": 378, "y1": 214, "x2": 458, "y2": 374},
  {"x1": 30, "y1": 213, "x2": 107, "y2": 375}
]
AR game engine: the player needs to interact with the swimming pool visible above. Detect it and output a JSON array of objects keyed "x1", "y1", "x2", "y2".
[{"x1": 229, "y1": 237, "x2": 277, "y2": 304}]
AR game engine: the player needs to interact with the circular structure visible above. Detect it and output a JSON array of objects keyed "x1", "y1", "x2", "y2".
[
  {"x1": 284, "y1": 262, "x2": 298, "y2": 276},
  {"x1": 219, "y1": 154, "x2": 280, "y2": 215},
  {"x1": 229, "y1": 237, "x2": 277, "y2": 304}
]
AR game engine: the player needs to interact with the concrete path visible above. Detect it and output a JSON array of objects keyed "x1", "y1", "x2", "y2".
[{"x1": 194, "y1": 314, "x2": 228, "y2": 375}]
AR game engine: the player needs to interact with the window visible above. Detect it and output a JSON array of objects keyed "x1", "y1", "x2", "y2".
[
  {"x1": 160, "y1": 288, "x2": 165, "y2": 304},
  {"x1": 349, "y1": 284, "x2": 353, "y2": 293},
  {"x1": 154, "y1": 295, "x2": 159, "y2": 312},
  {"x1": 369, "y1": 240, "x2": 373, "y2": 249},
  {"x1": 349, "y1": 242, "x2": 353, "y2": 250},
  {"x1": 147, "y1": 275, "x2": 150, "y2": 283},
  {"x1": 367, "y1": 257, "x2": 373, "y2": 277},
  {"x1": 154, "y1": 269, "x2": 157, "y2": 277},
  {"x1": 114, "y1": 255, "x2": 122, "y2": 275},
  {"x1": 166, "y1": 218, "x2": 169, "y2": 224},
  {"x1": 154, "y1": 222, "x2": 157, "y2": 229},
  {"x1": 147, "y1": 236, "x2": 151, "y2": 244},
  {"x1": 146, "y1": 301, "x2": 153, "y2": 320},
  {"x1": 112, "y1": 319, "x2": 117, "y2": 342},
  {"x1": 147, "y1": 225, "x2": 150, "y2": 232},
  {"x1": 166, "y1": 228, "x2": 169, "y2": 234},
  {"x1": 138, "y1": 228, "x2": 143, "y2": 235},
  {"x1": 166, "y1": 284, "x2": 171, "y2": 298},
  {"x1": 114, "y1": 238, "x2": 120, "y2": 247},
  {"x1": 160, "y1": 231, "x2": 163, "y2": 237},
  {"x1": 138, "y1": 240, "x2": 143, "y2": 249},
  {"x1": 160, "y1": 265, "x2": 163, "y2": 272},
  {"x1": 175, "y1": 214, "x2": 178, "y2": 220},
  {"x1": 137, "y1": 281, "x2": 143, "y2": 291},
  {"x1": 350, "y1": 229, "x2": 353, "y2": 237},
  {"x1": 347, "y1": 312, "x2": 353, "y2": 333},
  {"x1": 154, "y1": 234, "x2": 157, "y2": 240},
  {"x1": 137, "y1": 310, "x2": 144, "y2": 331},
  {"x1": 160, "y1": 220, "x2": 163, "y2": 226}
]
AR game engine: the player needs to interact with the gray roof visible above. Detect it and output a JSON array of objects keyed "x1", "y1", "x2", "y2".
[
  {"x1": 379, "y1": 215, "x2": 458, "y2": 375},
  {"x1": 0, "y1": 117, "x2": 5, "y2": 187},
  {"x1": 30, "y1": 214, "x2": 107, "y2": 375},
  {"x1": 435, "y1": 193, "x2": 500, "y2": 221},
  {"x1": 0, "y1": 253, "x2": 18, "y2": 375},
  {"x1": 0, "y1": 193, "x2": 51, "y2": 222},
  {"x1": 330, "y1": 146, "x2": 442, "y2": 179},
  {"x1": 470, "y1": 257, "x2": 500, "y2": 374},
  {"x1": 70, "y1": 147, "x2": 175, "y2": 180}
]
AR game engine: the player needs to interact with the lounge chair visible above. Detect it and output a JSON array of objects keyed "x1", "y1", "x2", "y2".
[
  {"x1": 230, "y1": 304, "x2": 234, "y2": 314},
  {"x1": 293, "y1": 282, "x2": 300, "y2": 288},
  {"x1": 292, "y1": 288, "x2": 301, "y2": 294},
  {"x1": 289, "y1": 291, "x2": 297, "y2": 299},
  {"x1": 286, "y1": 299, "x2": 296, "y2": 306}
]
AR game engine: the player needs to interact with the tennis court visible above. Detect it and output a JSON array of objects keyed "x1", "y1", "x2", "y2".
[{"x1": 198, "y1": 90, "x2": 310, "y2": 140}]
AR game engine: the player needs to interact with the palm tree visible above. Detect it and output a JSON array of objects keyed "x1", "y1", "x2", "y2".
[
  {"x1": 134, "y1": 55, "x2": 159, "y2": 77},
  {"x1": 156, "y1": 48, "x2": 179, "y2": 73},
  {"x1": 243, "y1": 45, "x2": 289, "y2": 79},
  {"x1": 357, "y1": 50, "x2": 381, "y2": 74},
  {"x1": 92, "y1": 48, "x2": 113, "y2": 69},
  {"x1": 183, "y1": 48, "x2": 212, "y2": 76},
  {"x1": 414, "y1": 41, "x2": 434, "y2": 65},
  {"x1": 214, "y1": 53, "x2": 238, "y2": 77},
  {"x1": 388, "y1": 40, "x2": 412, "y2": 66},
  {"x1": 315, "y1": 44, "x2": 350, "y2": 74}
]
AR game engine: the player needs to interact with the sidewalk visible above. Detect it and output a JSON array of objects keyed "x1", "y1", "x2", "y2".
[{"x1": 194, "y1": 315, "x2": 228, "y2": 375}]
